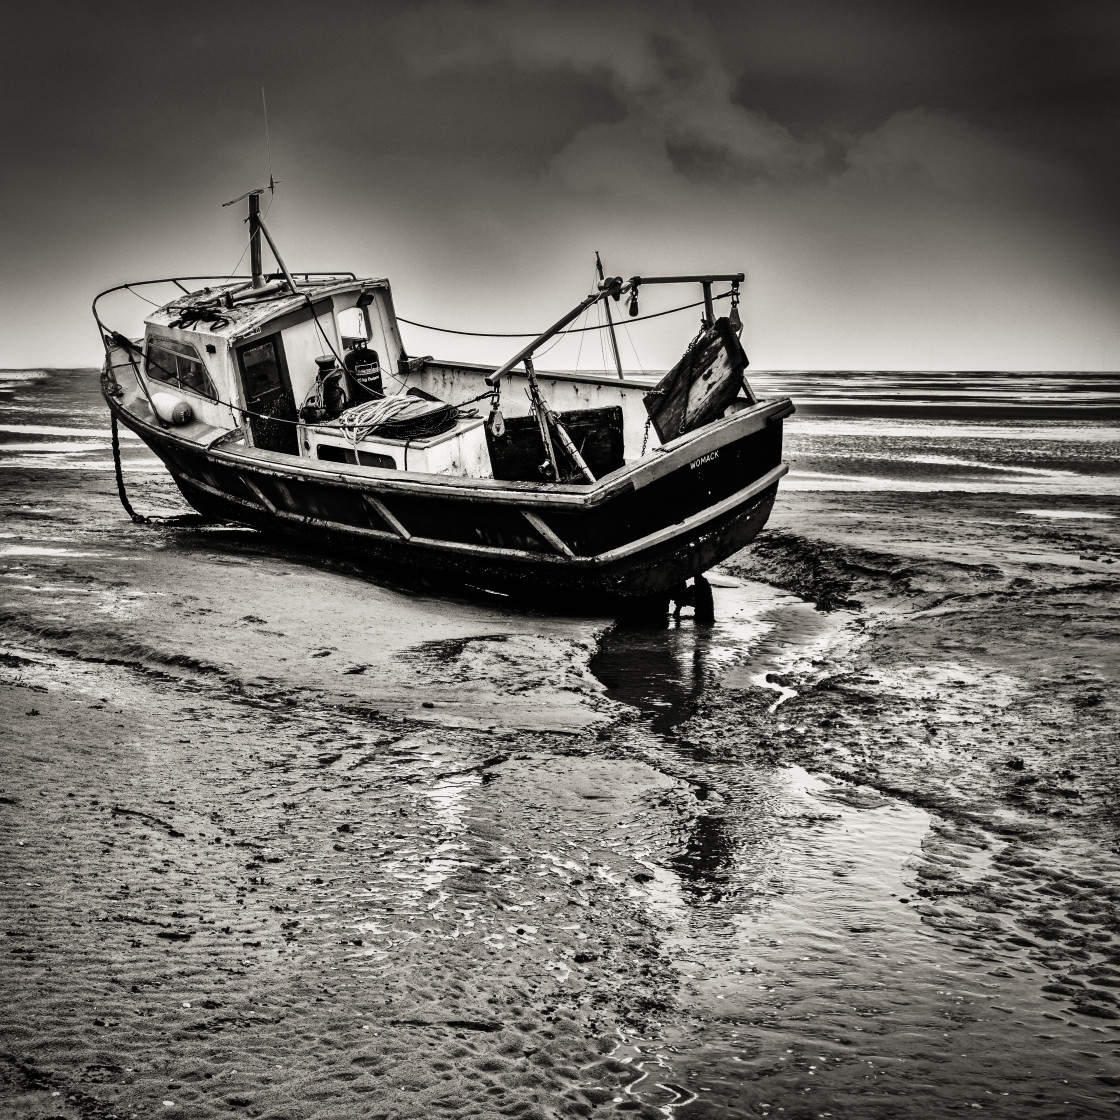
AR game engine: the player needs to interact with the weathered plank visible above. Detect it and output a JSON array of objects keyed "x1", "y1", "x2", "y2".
[{"x1": 643, "y1": 317, "x2": 750, "y2": 444}]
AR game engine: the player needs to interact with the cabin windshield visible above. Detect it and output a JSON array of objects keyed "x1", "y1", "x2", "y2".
[{"x1": 146, "y1": 337, "x2": 217, "y2": 400}]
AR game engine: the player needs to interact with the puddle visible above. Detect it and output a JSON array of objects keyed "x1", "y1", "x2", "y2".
[
  {"x1": 594, "y1": 755, "x2": 1120, "y2": 1116},
  {"x1": 591, "y1": 577, "x2": 855, "y2": 729},
  {"x1": 0, "y1": 423, "x2": 135, "y2": 437},
  {"x1": 0, "y1": 545, "x2": 105, "y2": 557},
  {"x1": 0, "y1": 441, "x2": 110, "y2": 454},
  {"x1": 0, "y1": 458, "x2": 164, "y2": 472},
  {"x1": 586, "y1": 767, "x2": 934, "y2": 1112}
]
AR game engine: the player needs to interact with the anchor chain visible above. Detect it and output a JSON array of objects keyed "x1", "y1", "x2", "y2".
[{"x1": 109, "y1": 409, "x2": 208, "y2": 527}]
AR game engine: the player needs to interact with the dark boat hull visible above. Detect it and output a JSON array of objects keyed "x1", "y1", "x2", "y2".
[
  {"x1": 174, "y1": 467, "x2": 779, "y2": 602},
  {"x1": 106, "y1": 379, "x2": 791, "y2": 603}
]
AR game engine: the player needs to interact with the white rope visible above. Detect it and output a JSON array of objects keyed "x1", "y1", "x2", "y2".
[{"x1": 328, "y1": 395, "x2": 446, "y2": 445}]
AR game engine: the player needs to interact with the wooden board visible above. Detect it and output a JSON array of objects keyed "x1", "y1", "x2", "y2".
[
  {"x1": 486, "y1": 406, "x2": 624, "y2": 482},
  {"x1": 643, "y1": 317, "x2": 750, "y2": 444}
]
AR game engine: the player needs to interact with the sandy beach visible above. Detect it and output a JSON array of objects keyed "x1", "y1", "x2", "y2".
[{"x1": 3, "y1": 369, "x2": 1119, "y2": 1118}]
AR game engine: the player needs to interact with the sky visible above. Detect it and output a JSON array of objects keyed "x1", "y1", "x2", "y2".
[{"x1": 1, "y1": 0, "x2": 1119, "y2": 371}]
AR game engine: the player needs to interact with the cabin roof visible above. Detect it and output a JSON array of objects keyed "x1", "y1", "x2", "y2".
[{"x1": 144, "y1": 276, "x2": 389, "y2": 341}]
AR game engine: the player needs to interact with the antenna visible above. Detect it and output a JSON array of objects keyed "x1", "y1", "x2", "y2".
[
  {"x1": 261, "y1": 86, "x2": 281, "y2": 195},
  {"x1": 216, "y1": 90, "x2": 294, "y2": 291}
]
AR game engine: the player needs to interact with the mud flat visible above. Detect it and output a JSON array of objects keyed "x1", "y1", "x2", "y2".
[
  {"x1": 0, "y1": 468, "x2": 636, "y2": 1119},
  {"x1": 2, "y1": 427, "x2": 1120, "y2": 1117}
]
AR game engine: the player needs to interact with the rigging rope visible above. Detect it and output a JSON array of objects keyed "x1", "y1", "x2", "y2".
[
  {"x1": 123, "y1": 285, "x2": 161, "y2": 307},
  {"x1": 396, "y1": 290, "x2": 732, "y2": 338}
]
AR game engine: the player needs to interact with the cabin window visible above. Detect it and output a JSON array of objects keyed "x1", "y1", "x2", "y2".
[
  {"x1": 357, "y1": 449, "x2": 395, "y2": 469},
  {"x1": 316, "y1": 444, "x2": 356, "y2": 465},
  {"x1": 240, "y1": 340, "x2": 285, "y2": 400},
  {"x1": 337, "y1": 306, "x2": 370, "y2": 349},
  {"x1": 146, "y1": 337, "x2": 217, "y2": 399}
]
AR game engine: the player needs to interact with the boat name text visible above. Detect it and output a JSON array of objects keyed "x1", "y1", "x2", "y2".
[{"x1": 689, "y1": 450, "x2": 720, "y2": 469}]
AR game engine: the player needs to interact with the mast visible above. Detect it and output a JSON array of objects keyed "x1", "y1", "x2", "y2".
[
  {"x1": 222, "y1": 187, "x2": 299, "y2": 294},
  {"x1": 222, "y1": 188, "x2": 268, "y2": 289},
  {"x1": 248, "y1": 190, "x2": 264, "y2": 289},
  {"x1": 594, "y1": 251, "x2": 625, "y2": 380}
]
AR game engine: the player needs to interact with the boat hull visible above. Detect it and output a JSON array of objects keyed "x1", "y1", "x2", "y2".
[
  {"x1": 105, "y1": 379, "x2": 790, "y2": 604},
  {"x1": 173, "y1": 466, "x2": 779, "y2": 601}
]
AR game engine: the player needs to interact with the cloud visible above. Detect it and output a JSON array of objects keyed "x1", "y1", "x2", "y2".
[
  {"x1": 397, "y1": 2, "x2": 1091, "y2": 214},
  {"x1": 398, "y1": 0, "x2": 825, "y2": 189},
  {"x1": 3, "y1": 0, "x2": 1116, "y2": 368},
  {"x1": 842, "y1": 108, "x2": 1083, "y2": 204},
  {"x1": 380, "y1": 1, "x2": 1120, "y2": 372}
]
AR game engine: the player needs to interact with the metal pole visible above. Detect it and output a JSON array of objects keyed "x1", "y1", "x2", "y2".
[
  {"x1": 626, "y1": 273, "x2": 744, "y2": 285},
  {"x1": 248, "y1": 192, "x2": 264, "y2": 289},
  {"x1": 545, "y1": 406, "x2": 596, "y2": 483},
  {"x1": 255, "y1": 214, "x2": 301, "y2": 294},
  {"x1": 524, "y1": 357, "x2": 597, "y2": 484},
  {"x1": 485, "y1": 282, "x2": 622, "y2": 387},
  {"x1": 595, "y1": 251, "x2": 625, "y2": 380},
  {"x1": 112, "y1": 337, "x2": 167, "y2": 428},
  {"x1": 524, "y1": 357, "x2": 559, "y2": 481},
  {"x1": 702, "y1": 281, "x2": 715, "y2": 326}
]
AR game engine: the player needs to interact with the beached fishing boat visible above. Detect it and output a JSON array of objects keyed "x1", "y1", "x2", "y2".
[{"x1": 93, "y1": 189, "x2": 792, "y2": 607}]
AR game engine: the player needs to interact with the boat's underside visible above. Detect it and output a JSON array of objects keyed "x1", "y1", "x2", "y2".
[{"x1": 105, "y1": 374, "x2": 791, "y2": 603}]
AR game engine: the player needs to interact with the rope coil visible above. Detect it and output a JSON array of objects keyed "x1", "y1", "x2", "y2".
[{"x1": 329, "y1": 395, "x2": 456, "y2": 443}]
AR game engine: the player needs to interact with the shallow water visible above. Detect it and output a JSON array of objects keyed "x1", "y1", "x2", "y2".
[
  {"x1": 747, "y1": 370, "x2": 1120, "y2": 418},
  {"x1": 742, "y1": 371, "x2": 1120, "y2": 502},
  {"x1": 592, "y1": 579, "x2": 854, "y2": 729},
  {"x1": 588, "y1": 593, "x2": 1120, "y2": 1118}
]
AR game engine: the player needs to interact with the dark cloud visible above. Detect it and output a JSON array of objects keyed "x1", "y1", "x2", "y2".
[
  {"x1": 720, "y1": 0, "x2": 1120, "y2": 209},
  {"x1": 1, "y1": 0, "x2": 1118, "y2": 369}
]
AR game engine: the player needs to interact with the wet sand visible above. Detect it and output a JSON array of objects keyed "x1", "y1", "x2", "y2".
[
  {"x1": 653, "y1": 489, "x2": 1120, "y2": 1116},
  {"x1": 3, "y1": 372, "x2": 1120, "y2": 1117}
]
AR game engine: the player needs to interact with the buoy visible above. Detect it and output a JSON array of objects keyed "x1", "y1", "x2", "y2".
[{"x1": 150, "y1": 392, "x2": 193, "y2": 425}]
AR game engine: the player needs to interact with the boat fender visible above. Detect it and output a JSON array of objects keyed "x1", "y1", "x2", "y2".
[{"x1": 150, "y1": 392, "x2": 194, "y2": 425}]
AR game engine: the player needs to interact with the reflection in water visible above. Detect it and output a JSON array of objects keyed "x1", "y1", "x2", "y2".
[
  {"x1": 595, "y1": 580, "x2": 850, "y2": 927},
  {"x1": 595, "y1": 579, "x2": 854, "y2": 733},
  {"x1": 591, "y1": 585, "x2": 1120, "y2": 1117},
  {"x1": 669, "y1": 809, "x2": 736, "y2": 903},
  {"x1": 591, "y1": 618, "x2": 714, "y2": 732}
]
